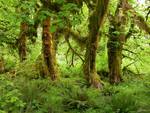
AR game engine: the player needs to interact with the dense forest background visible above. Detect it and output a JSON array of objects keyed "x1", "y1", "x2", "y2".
[{"x1": 0, "y1": 0, "x2": 150, "y2": 113}]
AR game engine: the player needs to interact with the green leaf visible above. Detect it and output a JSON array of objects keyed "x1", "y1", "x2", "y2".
[{"x1": 50, "y1": 25, "x2": 57, "y2": 33}]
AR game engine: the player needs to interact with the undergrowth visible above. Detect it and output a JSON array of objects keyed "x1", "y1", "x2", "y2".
[{"x1": 0, "y1": 60, "x2": 150, "y2": 113}]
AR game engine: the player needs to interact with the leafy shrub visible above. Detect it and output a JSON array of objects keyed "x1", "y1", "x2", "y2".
[
  {"x1": 108, "y1": 82, "x2": 149, "y2": 113},
  {"x1": 0, "y1": 75, "x2": 25, "y2": 113},
  {"x1": 14, "y1": 77, "x2": 64, "y2": 113},
  {"x1": 2, "y1": 58, "x2": 149, "y2": 113},
  {"x1": 111, "y1": 90, "x2": 139, "y2": 113},
  {"x1": 60, "y1": 81, "x2": 113, "y2": 113},
  {"x1": 62, "y1": 86, "x2": 90, "y2": 111},
  {"x1": 15, "y1": 60, "x2": 40, "y2": 79}
]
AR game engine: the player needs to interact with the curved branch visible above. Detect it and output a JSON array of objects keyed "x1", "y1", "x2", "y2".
[
  {"x1": 125, "y1": 2, "x2": 150, "y2": 34},
  {"x1": 64, "y1": 33, "x2": 84, "y2": 62}
]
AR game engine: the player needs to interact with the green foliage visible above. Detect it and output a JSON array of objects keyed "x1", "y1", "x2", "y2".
[
  {"x1": 103, "y1": 80, "x2": 150, "y2": 113},
  {"x1": 15, "y1": 60, "x2": 40, "y2": 79},
  {"x1": 0, "y1": 59, "x2": 150, "y2": 113},
  {"x1": 109, "y1": 0, "x2": 118, "y2": 16},
  {"x1": 0, "y1": 0, "x2": 150, "y2": 113},
  {"x1": 0, "y1": 75, "x2": 25, "y2": 113},
  {"x1": 111, "y1": 90, "x2": 139, "y2": 113},
  {"x1": 0, "y1": 46, "x2": 18, "y2": 71},
  {"x1": 96, "y1": 37, "x2": 108, "y2": 74},
  {"x1": 15, "y1": 78, "x2": 59, "y2": 113}
]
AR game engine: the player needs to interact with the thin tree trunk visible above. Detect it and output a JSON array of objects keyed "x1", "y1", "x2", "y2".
[
  {"x1": 84, "y1": 0, "x2": 109, "y2": 88},
  {"x1": 0, "y1": 57, "x2": 4, "y2": 73},
  {"x1": 42, "y1": 17, "x2": 58, "y2": 80},
  {"x1": 18, "y1": 22, "x2": 28, "y2": 62}
]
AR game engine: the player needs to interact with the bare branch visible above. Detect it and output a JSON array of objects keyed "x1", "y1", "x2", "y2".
[{"x1": 64, "y1": 32, "x2": 85, "y2": 63}]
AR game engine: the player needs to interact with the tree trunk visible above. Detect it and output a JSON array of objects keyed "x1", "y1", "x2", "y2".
[
  {"x1": 18, "y1": 22, "x2": 28, "y2": 62},
  {"x1": 84, "y1": 27, "x2": 101, "y2": 88},
  {"x1": 42, "y1": 17, "x2": 58, "y2": 80},
  {"x1": 84, "y1": 0, "x2": 109, "y2": 88},
  {"x1": 0, "y1": 57, "x2": 4, "y2": 73},
  {"x1": 107, "y1": 35, "x2": 124, "y2": 84},
  {"x1": 107, "y1": 0, "x2": 129, "y2": 84}
]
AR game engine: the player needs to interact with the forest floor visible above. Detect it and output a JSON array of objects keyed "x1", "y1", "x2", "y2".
[{"x1": 0, "y1": 59, "x2": 150, "y2": 113}]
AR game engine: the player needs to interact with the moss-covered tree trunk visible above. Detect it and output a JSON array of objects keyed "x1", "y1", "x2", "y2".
[
  {"x1": 18, "y1": 22, "x2": 28, "y2": 62},
  {"x1": 42, "y1": 17, "x2": 58, "y2": 80},
  {"x1": 107, "y1": 0, "x2": 129, "y2": 84},
  {"x1": 84, "y1": 0, "x2": 109, "y2": 88},
  {"x1": 107, "y1": 34, "x2": 124, "y2": 84},
  {"x1": 0, "y1": 57, "x2": 4, "y2": 73}
]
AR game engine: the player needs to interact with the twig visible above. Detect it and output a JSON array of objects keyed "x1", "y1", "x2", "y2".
[{"x1": 65, "y1": 33, "x2": 84, "y2": 63}]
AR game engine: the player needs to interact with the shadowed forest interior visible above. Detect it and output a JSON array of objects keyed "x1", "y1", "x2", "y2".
[{"x1": 0, "y1": 0, "x2": 150, "y2": 113}]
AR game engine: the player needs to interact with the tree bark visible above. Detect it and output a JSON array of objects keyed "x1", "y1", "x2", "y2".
[
  {"x1": 107, "y1": 0, "x2": 129, "y2": 84},
  {"x1": 42, "y1": 17, "x2": 58, "y2": 80},
  {"x1": 84, "y1": 0, "x2": 109, "y2": 88},
  {"x1": 0, "y1": 57, "x2": 4, "y2": 73},
  {"x1": 107, "y1": 34, "x2": 124, "y2": 84},
  {"x1": 18, "y1": 22, "x2": 28, "y2": 62}
]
